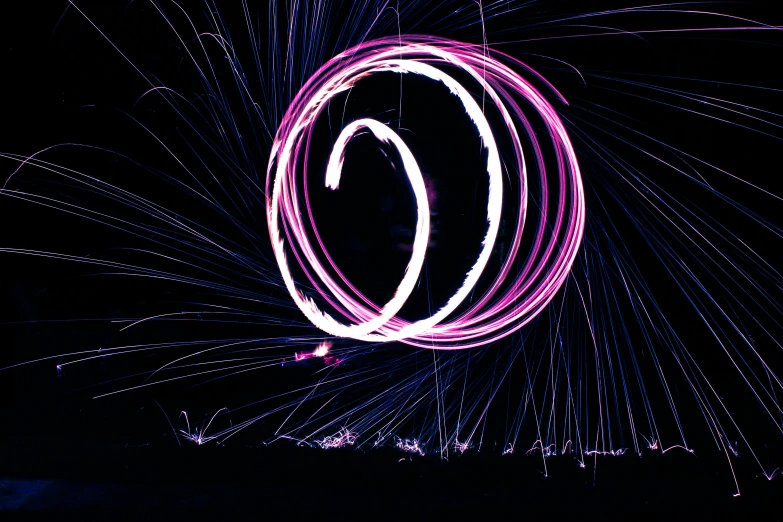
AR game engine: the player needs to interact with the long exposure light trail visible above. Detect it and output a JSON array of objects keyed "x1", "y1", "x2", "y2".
[
  {"x1": 2, "y1": 2, "x2": 782, "y2": 500},
  {"x1": 267, "y1": 36, "x2": 585, "y2": 348}
]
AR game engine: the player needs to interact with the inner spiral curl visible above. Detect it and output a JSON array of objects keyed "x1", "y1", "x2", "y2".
[{"x1": 266, "y1": 36, "x2": 585, "y2": 349}]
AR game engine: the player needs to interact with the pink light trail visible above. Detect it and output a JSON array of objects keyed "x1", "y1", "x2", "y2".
[{"x1": 267, "y1": 36, "x2": 585, "y2": 349}]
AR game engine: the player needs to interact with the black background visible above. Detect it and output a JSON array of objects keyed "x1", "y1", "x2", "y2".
[{"x1": 1, "y1": 0, "x2": 783, "y2": 517}]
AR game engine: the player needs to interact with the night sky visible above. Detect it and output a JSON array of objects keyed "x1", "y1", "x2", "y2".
[{"x1": 1, "y1": 1, "x2": 782, "y2": 517}]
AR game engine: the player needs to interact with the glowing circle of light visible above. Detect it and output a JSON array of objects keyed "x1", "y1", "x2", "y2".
[{"x1": 267, "y1": 36, "x2": 585, "y2": 349}]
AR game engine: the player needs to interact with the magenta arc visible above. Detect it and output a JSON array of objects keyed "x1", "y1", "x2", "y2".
[{"x1": 266, "y1": 36, "x2": 585, "y2": 349}]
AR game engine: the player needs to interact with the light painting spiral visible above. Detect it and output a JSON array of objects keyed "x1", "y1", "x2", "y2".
[{"x1": 267, "y1": 36, "x2": 585, "y2": 349}]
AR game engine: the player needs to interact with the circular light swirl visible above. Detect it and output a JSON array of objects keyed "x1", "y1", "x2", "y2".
[{"x1": 267, "y1": 36, "x2": 585, "y2": 349}]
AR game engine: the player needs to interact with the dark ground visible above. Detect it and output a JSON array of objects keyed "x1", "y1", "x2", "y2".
[{"x1": 0, "y1": 434, "x2": 781, "y2": 518}]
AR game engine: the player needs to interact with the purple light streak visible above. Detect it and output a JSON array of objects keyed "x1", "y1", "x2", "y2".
[{"x1": 267, "y1": 36, "x2": 585, "y2": 349}]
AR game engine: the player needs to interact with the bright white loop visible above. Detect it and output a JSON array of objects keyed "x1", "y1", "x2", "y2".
[
  {"x1": 267, "y1": 36, "x2": 585, "y2": 349},
  {"x1": 322, "y1": 118, "x2": 430, "y2": 338}
]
